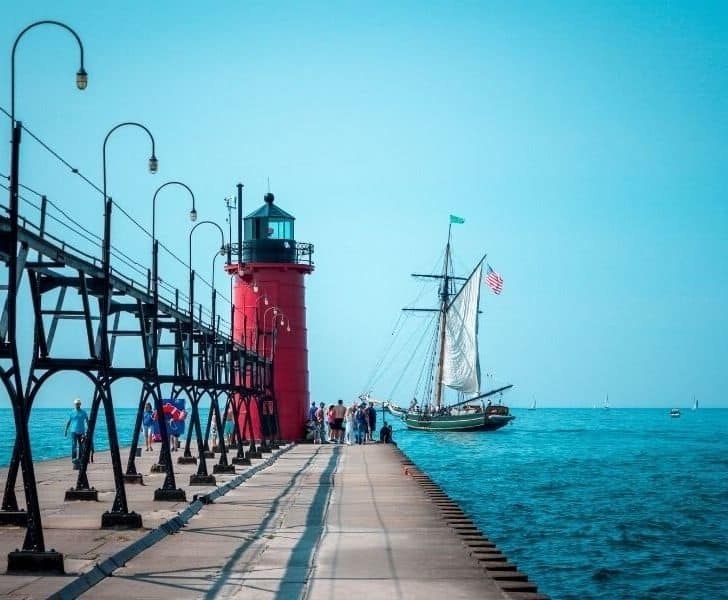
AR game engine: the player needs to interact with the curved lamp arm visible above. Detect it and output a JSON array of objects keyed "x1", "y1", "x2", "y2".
[
  {"x1": 152, "y1": 181, "x2": 197, "y2": 244},
  {"x1": 189, "y1": 220, "x2": 225, "y2": 274},
  {"x1": 103, "y1": 122, "x2": 157, "y2": 203},
  {"x1": 11, "y1": 20, "x2": 86, "y2": 122}
]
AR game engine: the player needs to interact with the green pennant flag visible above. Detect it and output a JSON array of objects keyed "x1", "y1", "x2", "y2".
[{"x1": 449, "y1": 214, "x2": 465, "y2": 224}]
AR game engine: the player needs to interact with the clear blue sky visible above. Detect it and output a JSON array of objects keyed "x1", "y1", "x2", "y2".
[{"x1": 1, "y1": 1, "x2": 726, "y2": 408}]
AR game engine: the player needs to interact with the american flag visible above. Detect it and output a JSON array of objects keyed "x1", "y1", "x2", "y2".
[{"x1": 485, "y1": 264, "x2": 503, "y2": 295}]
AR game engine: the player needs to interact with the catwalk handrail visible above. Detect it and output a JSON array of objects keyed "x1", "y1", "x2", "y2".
[{"x1": 0, "y1": 207, "x2": 248, "y2": 355}]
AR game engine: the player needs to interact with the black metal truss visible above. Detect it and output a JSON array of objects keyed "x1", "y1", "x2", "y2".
[{"x1": 0, "y1": 213, "x2": 273, "y2": 572}]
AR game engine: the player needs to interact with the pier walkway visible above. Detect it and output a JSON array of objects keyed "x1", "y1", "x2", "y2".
[{"x1": 0, "y1": 444, "x2": 544, "y2": 599}]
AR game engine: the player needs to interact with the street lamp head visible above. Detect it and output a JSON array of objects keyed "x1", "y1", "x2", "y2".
[
  {"x1": 218, "y1": 245, "x2": 227, "y2": 256},
  {"x1": 148, "y1": 154, "x2": 158, "y2": 173},
  {"x1": 252, "y1": 282, "x2": 259, "y2": 293},
  {"x1": 264, "y1": 296, "x2": 269, "y2": 306},
  {"x1": 76, "y1": 67, "x2": 88, "y2": 90},
  {"x1": 189, "y1": 207, "x2": 198, "y2": 222}
]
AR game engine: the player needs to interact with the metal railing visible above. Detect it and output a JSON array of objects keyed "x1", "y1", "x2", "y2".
[{"x1": 230, "y1": 240, "x2": 314, "y2": 266}]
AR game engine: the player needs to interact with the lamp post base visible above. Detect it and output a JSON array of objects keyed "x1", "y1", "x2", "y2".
[
  {"x1": 64, "y1": 488, "x2": 98, "y2": 501},
  {"x1": 101, "y1": 511, "x2": 143, "y2": 529},
  {"x1": 123, "y1": 473, "x2": 144, "y2": 484},
  {"x1": 177, "y1": 456, "x2": 197, "y2": 465},
  {"x1": 189, "y1": 474, "x2": 216, "y2": 486},
  {"x1": 7, "y1": 550, "x2": 64, "y2": 574},
  {"x1": 153, "y1": 488, "x2": 187, "y2": 502},
  {"x1": 213, "y1": 464, "x2": 235, "y2": 474},
  {"x1": 0, "y1": 510, "x2": 28, "y2": 526}
]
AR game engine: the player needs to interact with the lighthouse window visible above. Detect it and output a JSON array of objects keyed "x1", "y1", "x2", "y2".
[{"x1": 268, "y1": 219, "x2": 292, "y2": 240}]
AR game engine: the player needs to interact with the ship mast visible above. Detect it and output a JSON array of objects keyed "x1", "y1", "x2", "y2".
[{"x1": 433, "y1": 225, "x2": 453, "y2": 408}]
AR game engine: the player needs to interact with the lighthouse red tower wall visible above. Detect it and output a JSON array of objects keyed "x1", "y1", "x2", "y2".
[{"x1": 233, "y1": 263, "x2": 313, "y2": 441}]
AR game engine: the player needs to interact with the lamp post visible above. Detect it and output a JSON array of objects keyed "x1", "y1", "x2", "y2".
[
  {"x1": 151, "y1": 181, "x2": 197, "y2": 295},
  {"x1": 263, "y1": 311, "x2": 290, "y2": 360},
  {"x1": 202, "y1": 246, "x2": 229, "y2": 444},
  {"x1": 188, "y1": 220, "x2": 226, "y2": 374},
  {"x1": 261, "y1": 310, "x2": 290, "y2": 448},
  {"x1": 123, "y1": 182, "x2": 195, "y2": 482},
  {"x1": 88, "y1": 122, "x2": 157, "y2": 528},
  {"x1": 101, "y1": 122, "x2": 157, "y2": 362},
  {"x1": 208, "y1": 249, "x2": 236, "y2": 473},
  {"x1": 259, "y1": 305, "x2": 280, "y2": 358},
  {"x1": 3, "y1": 19, "x2": 86, "y2": 571},
  {"x1": 248, "y1": 292, "x2": 271, "y2": 347},
  {"x1": 187, "y1": 220, "x2": 226, "y2": 483}
]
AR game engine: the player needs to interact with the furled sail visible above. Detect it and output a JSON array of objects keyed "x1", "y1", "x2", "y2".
[{"x1": 441, "y1": 263, "x2": 481, "y2": 393}]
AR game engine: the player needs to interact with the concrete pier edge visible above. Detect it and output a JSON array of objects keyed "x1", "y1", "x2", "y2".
[
  {"x1": 391, "y1": 443, "x2": 549, "y2": 600},
  {"x1": 48, "y1": 443, "x2": 295, "y2": 600}
]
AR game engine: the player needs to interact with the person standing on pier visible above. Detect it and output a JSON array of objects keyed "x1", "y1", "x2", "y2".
[
  {"x1": 314, "y1": 402, "x2": 326, "y2": 444},
  {"x1": 307, "y1": 401, "x2": 317, "y2": 424},
  {"x1": 354, "y1": 404, "x2": 367, "y2": 444},
  {"x1": 367, "y1": 402, "x2": 377, "y2": 443},
  {"x1": 326, "y1": 404, "x2": 335, "y2": 442},
  {"x1": 142, "y1": 402, "x2": 154, "y2": 451},
  {"x1": 344, "y1": 404, "x2": 355, "y2": 445},
  {"x1": 64, "y1": 398, "x2": 89, "y2": 467},
  {"x1": 332, "y1": 399, "x2": 346, "y2": 443}
]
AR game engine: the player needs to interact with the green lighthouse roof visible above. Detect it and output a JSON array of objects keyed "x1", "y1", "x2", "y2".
[{"x1": 245, "y1": 192, "x2": 295, "y2": 220}]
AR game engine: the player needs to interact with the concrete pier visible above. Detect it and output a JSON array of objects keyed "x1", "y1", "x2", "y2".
[{"x1": 0, "y1": 444, "x2": 547, "y2": 599}]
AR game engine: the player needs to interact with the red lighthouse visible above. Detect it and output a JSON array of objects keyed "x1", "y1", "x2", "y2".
[{"x1": 230, "y1": 191, "x2": 314, "y2": 441}]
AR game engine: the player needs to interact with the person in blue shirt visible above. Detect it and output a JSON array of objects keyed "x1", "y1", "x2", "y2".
[
  {"x1": 142, "y1": 402, "x2": 154, "y2": 451},
  {"x1": 307, "y1": 401, "x2": 317, "y2": 422},
  {"x1": 64, "y1": 398, "x2": 89, "y2": 466}
]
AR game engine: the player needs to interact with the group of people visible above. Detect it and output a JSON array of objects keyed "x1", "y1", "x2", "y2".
[{"x1": 307, "y1": 399, "x2": 391, "y2": 445}]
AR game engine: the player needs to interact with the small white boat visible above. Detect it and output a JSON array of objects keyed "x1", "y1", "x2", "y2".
[{"x1": 670, "y1": 408, "x2": 681, "y2": 418}]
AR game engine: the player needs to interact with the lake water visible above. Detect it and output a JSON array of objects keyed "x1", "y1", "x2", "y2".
[
  {"x1": 392, "y1": 407, "x2": 728, "y2": 600},
  {"x1": 1, "y1": 407, "x2": 726, "y2": 599},
  {"x1": 0, "y1": 407, "x2": 213, "y2": 465}
]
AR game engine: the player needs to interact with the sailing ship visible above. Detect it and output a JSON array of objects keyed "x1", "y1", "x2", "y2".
[
  {"x1": 692, "y1": 395, "x2": 698, "y2": 410},
  {"x1": 604, "y1": 394, "x2": 610, "y2": 410},
  {"x1": 528, "y1": 397, "x2": 536, "y2": 410},
  {"x1": 377, "y1": 223, "x2": 514, "y2": 432}
]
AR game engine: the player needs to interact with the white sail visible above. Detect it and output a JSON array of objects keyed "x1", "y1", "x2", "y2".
[{"x1": 441, "y1": 264, "x2": 481, "y2": 394}]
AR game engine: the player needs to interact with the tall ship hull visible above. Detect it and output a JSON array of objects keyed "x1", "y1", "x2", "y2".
[{"x1": 403, "y1": 407, "x2": 514, "y2": 432}]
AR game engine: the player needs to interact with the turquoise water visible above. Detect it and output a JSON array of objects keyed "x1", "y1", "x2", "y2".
[
  {"x1": 1, "y1": 408, "x2": 726, "y2": 598},
  {"x1": 0, "y1": 407, "x2": 213, "y2": 465},
  {"x1": 392, "y1": 408, "x2": 728, "y2": 600}
]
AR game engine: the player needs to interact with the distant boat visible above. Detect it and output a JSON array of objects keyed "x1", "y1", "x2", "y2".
[
  {"x1": 670, "y1": 408, "x2": 681, "y2": 418},
  {"x1": 528, "y1": 397, "x2": 536, "y2": 410},
  {"x1": 604, "y1": 394, "x2": 609, "y2": 410},
  {"x1": 692, "y1": 396, "x2": 698, "y2": 411}
]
